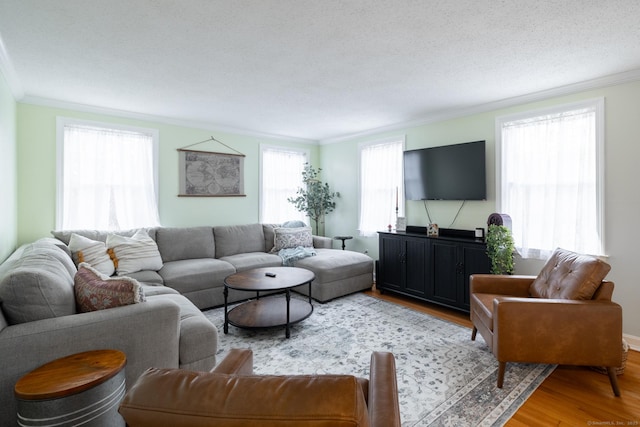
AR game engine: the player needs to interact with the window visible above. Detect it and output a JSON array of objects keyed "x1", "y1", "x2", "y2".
[
  {"x1": 260, "y1": 145, "x2": 309, "y2": 224},
  {"x1": 56, "y1": 118, "x2": 160, "y2": 230},
  {"x1": 497, "y1": 98, "x2": 604, "y2": 259},
  {"x1": 358, "y1": 137, "x2": 405, "y2": 236}
]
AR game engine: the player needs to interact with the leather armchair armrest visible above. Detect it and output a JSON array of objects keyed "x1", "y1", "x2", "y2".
[
  {"x1": 470, "y1": 274, "x2": 534, "y2": 297},
  {"x1": 493, "y1": 298, "x2": 623, "y2": 366},
  {"x1": 211, "y1": 348, "x2": 253, "y2": 375},
  {"x1": 368, "y1": 351, "x2": 401, "y2": 427}
]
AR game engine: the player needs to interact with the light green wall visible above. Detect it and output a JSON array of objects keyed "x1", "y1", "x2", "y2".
[
  {"x1": 12, "y1": 80, "x2": 640, "y2": 338},
  {"x1": 321, "y1": 79, "x2": 640, "y2": 338},
  {"x1": 0, "y1": 70, "x2": 17, "y2": 263},
  {"x1": 16, "y1": 103, "x2": 318, "y2": 245}
]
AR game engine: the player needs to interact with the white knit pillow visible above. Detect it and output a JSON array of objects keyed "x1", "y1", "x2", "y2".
[
  {"x1": 106, "y1": 229, "x2": 163, "y2": 276},
  {"x1": 68, "y1": 233, "x2": 115, "y2": 276}
]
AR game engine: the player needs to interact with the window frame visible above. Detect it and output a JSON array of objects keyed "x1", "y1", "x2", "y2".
[
  {"x1": 495, "y1": 97, "x2": 605, "y2": 258},
  {"x1": 55, "y1": 117, "x2": 160, "y2": 230},
  {"x1": 258, "y1": 143, "x2": 310, "y2": 224},
  {"x1": 358, "y1": 135, "x2": 406, "y2": 237}
]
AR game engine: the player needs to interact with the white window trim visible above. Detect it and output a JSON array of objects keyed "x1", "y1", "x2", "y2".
[
  {"x1": 358, "y1": 135, "x2": 406, "y2": 237},
  {"x1": 495, "y1": 97, "x2": 605, "y2": 256},
  {"x1": 55, "y1": 117, "x2": 160, "y2": 230},
  {"x1": 258, "y1": 144, "x2": 310, "y2": 224}
]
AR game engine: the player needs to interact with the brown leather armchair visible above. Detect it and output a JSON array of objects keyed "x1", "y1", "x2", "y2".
[
  {"x1": 119, "y1": 348, "x2": 401, "y2": 427},
  {"x1": 470, "y1": 248, "x2": 623, "y2": 396}
]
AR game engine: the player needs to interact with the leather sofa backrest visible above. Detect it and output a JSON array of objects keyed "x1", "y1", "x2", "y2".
[
  {"x1": 119, "y1": 368, "x2": 370, "y2": 427},
  {"x1": 529, "y1": 248, "x2": 611, "y2": 300},
  {"x1": 592, "y1": 280, "x2": 614, "y2": 301}
]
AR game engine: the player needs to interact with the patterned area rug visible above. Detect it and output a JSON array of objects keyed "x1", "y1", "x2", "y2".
[{"x1": 203, "y1": 292, "x2": 554, "y2": 426}]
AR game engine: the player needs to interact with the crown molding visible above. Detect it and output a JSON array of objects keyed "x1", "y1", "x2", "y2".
[
  {"x1": 319, "y1": 68, "x2": 640, "y2": 145},
  {"x1": 0, "y1": 33, "x2": 24, "y2": 100},
  {"x1": 12, "y1": 65, "x2": 640, "y2": 146},
  {"x1": 19, "y1": 95, "x2": 318, "y2": 145}
]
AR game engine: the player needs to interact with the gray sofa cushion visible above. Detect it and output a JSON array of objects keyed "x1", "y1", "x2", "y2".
[
  {"x1": 33, "y1": 237, "x2": 73, "y2": 258},
  {"x1": 0, "y1": 243, "x2": 76, "y2": 324},
  {"x1": 140, "y1": 283, "x2": 180, "y2": 297},
  {"x1": 219, "y1": 252, "x2": 283, "y2": 272},
  {"x1": 159, "y1": 259, "x2": 235, "y2": 294},
  {"x1": 214, "y1": 224, "x2": 266, "y2": 258},
  {"x1": 294, "y1": 249, "x2": 373, "y2": 284},
  {"x1": 127, "y1": 269, "x2": 164, "y2": 285},
  {"x1": 30, "y1": 238, "x2": 77, "y2": 278},
  {"x1": 262, "y1": 224, "x2": 279, "y2": 253},
  {"x1": 156, "y1": 227, "x2": 216, "y2": 262},
  {"x1": 148, "y1": 294, "x2": 218, "y2": 368}
]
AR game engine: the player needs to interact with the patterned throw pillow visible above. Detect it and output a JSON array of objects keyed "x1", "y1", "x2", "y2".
[
  {"x1": 74, "y1": 263, "x2": 145, "y2": 312},
  {"x1": 68, "y1": 233, "x2": 115, "y2": 276},
  {"x1": 106, "y1": 229, "x2": 163, "y2": 276},
  {"x1": 270, "y1": 227, "x2": 313, "y2": 253}
]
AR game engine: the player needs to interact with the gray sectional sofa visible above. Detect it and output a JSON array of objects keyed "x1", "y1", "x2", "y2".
[
  {"x1": 0, "y1": 223, "x2": 373, "y2": 425},
  {"x1": 0, "y1": 238, "x2": 218, "y2": 425},
  {"x1": 51, "y1": 223, "x2": 374, "y2": 308}
]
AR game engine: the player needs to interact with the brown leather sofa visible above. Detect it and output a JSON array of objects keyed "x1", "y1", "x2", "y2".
[
  {"x1": 119, "y1": 348, "x2": 401, "y2": 426},
  {"x1": 470, "y1": 248, "x2": 623, "y2": 396}
]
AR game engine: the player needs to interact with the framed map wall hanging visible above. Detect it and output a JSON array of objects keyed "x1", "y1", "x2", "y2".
[{"x1": 178, "y1": 149, "x2": 245, "y2": 197}]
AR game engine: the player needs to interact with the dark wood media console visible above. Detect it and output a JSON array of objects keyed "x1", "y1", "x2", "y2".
[{"x1": 377, "y1": 227, "x2": 491, "y2": 313}]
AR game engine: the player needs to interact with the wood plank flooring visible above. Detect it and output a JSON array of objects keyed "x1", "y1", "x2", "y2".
[{"x1": 364, "y1": 289, "x2": 640, "y2": 426}]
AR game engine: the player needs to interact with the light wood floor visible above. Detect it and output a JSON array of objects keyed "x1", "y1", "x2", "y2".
[{"x1": 364, "y1": 289, "x2": 640, "y2": 426}]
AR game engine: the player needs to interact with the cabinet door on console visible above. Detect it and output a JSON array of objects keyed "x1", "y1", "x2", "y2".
[
  {"x1": 379, "y1": 234, "x2": 403, "y2": 292},
  {"x1": 378, "y1": 233, "x2": 430, "y2": 298},
  {"x1": 403, "y1": 237, "x2": 429, "y2": 298},
  {"x1": 430, "y1": 240, "x2": 459, "y2": 306}
]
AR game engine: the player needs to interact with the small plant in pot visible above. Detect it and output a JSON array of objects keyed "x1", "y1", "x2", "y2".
[
  {"x1": 288, "y1": 163, "x2": 338, "y2": 236},
  {"x1": 486, "y1": 224, "x2": 515, "y2": 275}
]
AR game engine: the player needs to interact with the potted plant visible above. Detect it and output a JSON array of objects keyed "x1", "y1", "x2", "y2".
[
  {"x1": 288, "y1": 163, "x2": 338, "y2": 235},
  {"x1": 486, "y1": 224, "x2": 515, "y2": 275}
]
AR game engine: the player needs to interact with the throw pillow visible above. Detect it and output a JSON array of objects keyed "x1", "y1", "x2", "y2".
[
  {"x1": 106, "y1": 229, "x2": 163, "y2": 276},
  {"x1": 270, "y1": 226, "x2": 313, "y2": 253},
  {"x1": 68, "y1": 233, "x2": 115, "y2": 276},
  {"x1": 529, "y1": 247, "x2": 611, "y2": 300},
  {"x1": 74, "y1": 263, "x2": 145, "y2": 312}
]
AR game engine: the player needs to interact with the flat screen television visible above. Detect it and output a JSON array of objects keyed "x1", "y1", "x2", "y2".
[{"x1": 404, "y1": 140, "x2": 486, "y2": 201}]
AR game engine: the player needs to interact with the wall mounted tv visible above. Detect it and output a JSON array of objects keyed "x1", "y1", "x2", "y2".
[{"x1": 404, "y1": 140, "x2": 486, "y2": 201}]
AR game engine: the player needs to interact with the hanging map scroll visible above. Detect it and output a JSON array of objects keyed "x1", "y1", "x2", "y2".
[{"x1": 178, "y1": 149, "x2": 245, "y2": 197}]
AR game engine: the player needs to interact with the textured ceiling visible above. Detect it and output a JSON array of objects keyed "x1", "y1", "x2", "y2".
[{"x1": 1, "y1": 1, "x2": 640, "y2": 142}]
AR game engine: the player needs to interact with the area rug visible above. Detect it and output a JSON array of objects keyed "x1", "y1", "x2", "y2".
[{"x1": 203, "y1": 293, "x2": 555, "y2": 426}]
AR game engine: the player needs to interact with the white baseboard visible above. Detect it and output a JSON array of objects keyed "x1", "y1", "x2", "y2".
[{"x1": 624, "y1": 333, "x2": 640, "y2": 351}]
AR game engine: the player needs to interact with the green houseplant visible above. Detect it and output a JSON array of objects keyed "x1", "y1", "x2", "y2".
[
  {"x1": 288, "y1": 163, "x2": 338, "y2": 235},
  {"x1": 486, "y1": 224, "x2": 515, "y2": 275}
]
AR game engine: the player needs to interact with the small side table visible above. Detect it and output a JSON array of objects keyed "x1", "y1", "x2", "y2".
[
  {"x1": 334, "y1": 235, "x2": 353, "y2": 250},
  {"x1": 15, "y1": 350, "x2": 127, "y2": 427}
]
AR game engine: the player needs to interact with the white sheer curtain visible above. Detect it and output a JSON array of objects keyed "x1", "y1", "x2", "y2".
[
  {"x1": 61, "y1": 123, "x2": 160, "y2": 230},
  {"x1": 499, "y1": 100, "x2": 604, "y2": 259},
  {"x1": 260, "y1": 146, "x2": 308, "y2": 224},
  {"x1": 358, "y1": 139, "x2": 404, "y2": 236}
]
